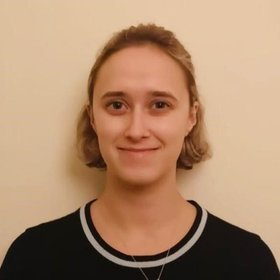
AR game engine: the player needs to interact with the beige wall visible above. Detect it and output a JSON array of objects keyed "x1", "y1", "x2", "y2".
[{"x1": 1, "y1": 0, "x2": 279, "y2": 266}]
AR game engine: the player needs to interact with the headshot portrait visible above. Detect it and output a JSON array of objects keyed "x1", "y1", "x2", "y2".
[{"x1": 0, "y1": 1, "x2": 279, "y2": 279}]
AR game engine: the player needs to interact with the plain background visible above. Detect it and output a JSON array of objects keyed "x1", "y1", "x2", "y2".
[{"x1": 0, "y1": 0, "x2": 279, "y2": 267}]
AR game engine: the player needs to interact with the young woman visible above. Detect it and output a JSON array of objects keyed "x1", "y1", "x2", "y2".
[{"x1": 1, "y1": 24, "x2": 279, "y2": 279}]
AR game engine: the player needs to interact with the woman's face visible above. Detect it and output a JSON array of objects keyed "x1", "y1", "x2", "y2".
[{"x1": 91, "y1": 44, "x2": 197, "y2": 186}]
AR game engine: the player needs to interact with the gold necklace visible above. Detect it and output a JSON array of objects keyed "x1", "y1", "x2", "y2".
[{"x1": 130, "y1": 248, "x2": 170, "y2": 280}]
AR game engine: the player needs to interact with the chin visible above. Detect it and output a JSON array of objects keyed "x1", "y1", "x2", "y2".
[{"x1": 115, "y1": 167, "x2": 163, "y2": 188}]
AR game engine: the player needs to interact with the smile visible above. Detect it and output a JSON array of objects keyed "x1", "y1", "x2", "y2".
[
  {"x1": 117, "y1": 147, "x2": 159, "y2": 158},
  {"x1": 118, "y1": 147, "x2": 159, "y2": 152}
]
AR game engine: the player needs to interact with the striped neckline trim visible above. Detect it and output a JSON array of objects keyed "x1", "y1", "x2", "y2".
[{"x1": 79, "y1": 201, "x2": 208, "y2": 268}]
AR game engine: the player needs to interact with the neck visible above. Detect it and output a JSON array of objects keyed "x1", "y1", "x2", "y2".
[
  {"x1": 91, "y1": 170, "x2": 196, "y2": 255},
  {"x1": 96, "y1": 171, "x2": 186, "y2": 231}
]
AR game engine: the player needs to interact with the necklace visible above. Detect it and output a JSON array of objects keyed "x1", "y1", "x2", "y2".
[{"x1": 130, "y1": 248, "x2": 170, "y2": 280}]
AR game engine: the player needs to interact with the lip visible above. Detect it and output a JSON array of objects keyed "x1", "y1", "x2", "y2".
[{"x1": 118, "y1": 147, "x2": 159, "y2": 152}]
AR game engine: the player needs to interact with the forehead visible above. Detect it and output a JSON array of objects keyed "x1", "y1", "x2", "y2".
[{"x1": 94, "y1": 45, "x2": 188, "y2": 98}]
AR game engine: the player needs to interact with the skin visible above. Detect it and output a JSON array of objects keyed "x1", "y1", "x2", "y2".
[{"x1": 89, "y1": 44, "x2": 198, "y2": 255}]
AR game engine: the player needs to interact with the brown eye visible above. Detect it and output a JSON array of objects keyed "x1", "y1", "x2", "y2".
[
  {"x1": 106, "y1": 100, "x2": 127, "y2": 115},
  {"x1": 153, "y1": 101, "x2": 169, "y2": 109},
  {"x1": 111, "y1": 101, "x2": 123, "y2": 110}
]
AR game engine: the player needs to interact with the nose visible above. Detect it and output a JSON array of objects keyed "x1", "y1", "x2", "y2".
[{"x1": 124, "y1": 109, "x2": 150, "y2": 141}]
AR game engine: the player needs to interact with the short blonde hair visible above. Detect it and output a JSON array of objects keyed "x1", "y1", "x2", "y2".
[{"x1": 77, "y1": 23, "x2": 211, "y2": 169}]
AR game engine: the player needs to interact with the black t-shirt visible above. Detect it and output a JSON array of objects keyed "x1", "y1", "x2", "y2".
[{"x1": 1, "y1": 200, "x2": 279, "y2": 279}]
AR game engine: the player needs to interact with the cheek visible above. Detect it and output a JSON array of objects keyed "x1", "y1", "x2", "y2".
[
  {"x1": 94, "y1": 113, "x2": 124, "y2": 143},
  {"x1": 159, "y1": 117, "x2": 187, "y2": 150},
  {"x1": 155, "y1": 116, "x2": 187, "y2": 139},
  {"x1": 168, "y1": 128, "x2": 186, "y2": 151}
]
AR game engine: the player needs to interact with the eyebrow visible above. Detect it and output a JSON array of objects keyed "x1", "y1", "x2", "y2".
[
  {"x1": 101, "y1": 91, "x2": 126, "y2": 99},
  {"x1": 101, "y1": 90, "x2": 178, "y2": 102},
  {"x1": 151, "y1": 91, "x2": 178, "y2": 102}
]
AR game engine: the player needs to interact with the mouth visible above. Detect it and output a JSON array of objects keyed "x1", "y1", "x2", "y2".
[
  {"x1": 117, "y1": 147, "x2": 160, "y2": 162},
  {"x1": 118, "y1": 147, "x2": 159, "y2": 152}
]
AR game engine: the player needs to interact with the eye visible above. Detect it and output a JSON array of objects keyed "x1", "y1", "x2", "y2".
[
  {"x1": 152, "y1": 101, "x2": 170, "y2": 109},
  {"x1": 110, "y1": 101, "x2": 123, "y2": 110},
  {"x1": 106, "y1": 100, "x2": 127, "y2": 114}
]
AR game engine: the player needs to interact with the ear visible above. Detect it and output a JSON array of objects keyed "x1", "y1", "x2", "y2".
[
  {"x1": 87, "y1": 104, "x2": 96, "y2": 132},
  {"x1": 186, "y1": 101, "x2": 199, "y2": 135}
]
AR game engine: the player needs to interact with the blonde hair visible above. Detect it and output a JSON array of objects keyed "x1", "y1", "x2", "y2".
[{"x1": 77, "y1": 23, "x2": 211, "y2": 169}]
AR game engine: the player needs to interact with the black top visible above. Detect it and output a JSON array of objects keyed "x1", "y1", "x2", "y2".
[{"x1": 0, "y1": 200, "x2": 279, "y2": 279}]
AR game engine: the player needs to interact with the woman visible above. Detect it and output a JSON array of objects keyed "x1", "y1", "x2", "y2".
[{"x1": 1, "y1": 23, "x2": 279, "y2": 279}]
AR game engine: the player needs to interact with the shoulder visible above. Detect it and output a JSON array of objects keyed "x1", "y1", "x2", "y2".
[
  {"x1": 13, "y1": 207, "x2": 81, "y2": 246},
  {"x1": 198, "y1": 206, "x2": 279, "y2": 278},
  {"x1": 190, "y1": 200, "x2": 264, "y2": 247},
  {"x1": 205, "y1": 210, "x2": 260, "y2": 241},
  {"x1": 26, "y1": 207, "x2": 81, "y2": 238},
  {"x1": 0, "y1": 206, "x2": 84, "y2": 278},
  {"x1": 204, "y1": 211, "x2": 269, "y2": 256}
]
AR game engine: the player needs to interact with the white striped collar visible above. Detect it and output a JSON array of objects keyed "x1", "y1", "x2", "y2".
[{"x1": 79, "y1": 200, "x2": 208, "y2": 268}]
